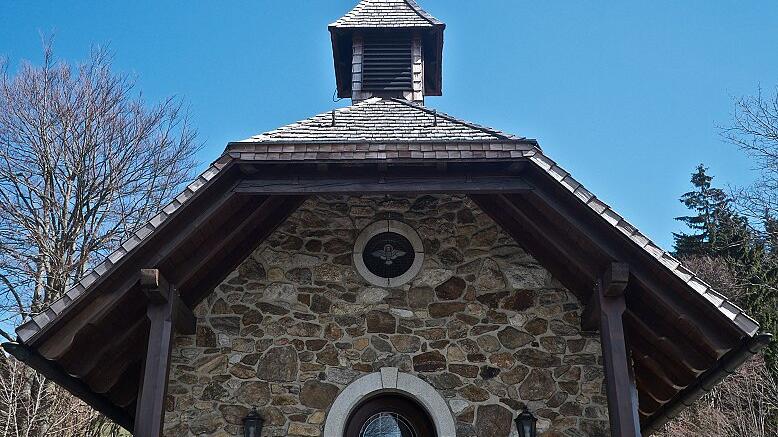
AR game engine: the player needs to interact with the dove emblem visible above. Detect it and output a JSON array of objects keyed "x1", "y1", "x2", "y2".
[{"x1": 371, "y1": 243, "x2": 406, "y2": 266}]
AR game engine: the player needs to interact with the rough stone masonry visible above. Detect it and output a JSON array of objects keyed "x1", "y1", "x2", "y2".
[{"x1": 163, "y1": 194, "x2": 609, "y2": 437}]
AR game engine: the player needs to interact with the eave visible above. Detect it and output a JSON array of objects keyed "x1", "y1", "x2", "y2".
[{"x1": 3, "y1": 149, "x2": 765, "y2": 434}]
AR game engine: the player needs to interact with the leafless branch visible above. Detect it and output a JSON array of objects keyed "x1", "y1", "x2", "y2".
[{"x1": 0, "y1": 40, "x2": 197, "y2": 435}]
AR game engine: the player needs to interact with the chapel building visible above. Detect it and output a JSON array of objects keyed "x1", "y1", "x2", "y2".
[{"x1": 3, "y1": 1, "x2": 769, "y2": 437}]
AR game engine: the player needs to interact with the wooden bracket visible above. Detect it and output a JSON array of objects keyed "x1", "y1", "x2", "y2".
[
  {"x1": 139, "y1": 269, "x2": 195, "y2": 335},
  {"x1": 602, "y1": 262, "x2": 629, "y2": 297},
  {"x1": 581, "y1": 262, "x2": 629, "y2": 331}
]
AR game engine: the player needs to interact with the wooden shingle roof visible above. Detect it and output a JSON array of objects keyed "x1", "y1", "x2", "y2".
[
  {"x1": 233, "y1": 98, "x2": 518, "y2": 145},
  {"x1": 330, "y1": 0, "x2": 443, "y2": 28}
]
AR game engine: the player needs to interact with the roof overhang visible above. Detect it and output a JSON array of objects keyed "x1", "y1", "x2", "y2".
[{"x1": 3, "y1": 151, "x2": 767, "y2": 434}]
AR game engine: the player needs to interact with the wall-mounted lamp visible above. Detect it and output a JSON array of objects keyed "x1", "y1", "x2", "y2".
[
  {"x1": 243, "y1": 407, "x2": 264, "y2": 437},
  {"x1": 515, "y1": 407, "x2": 537, "y2": 437}
]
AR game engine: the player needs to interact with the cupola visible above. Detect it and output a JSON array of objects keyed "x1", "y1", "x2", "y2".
[{"x1": 329, "y1": 0, "x2": 445, "y2": 104}]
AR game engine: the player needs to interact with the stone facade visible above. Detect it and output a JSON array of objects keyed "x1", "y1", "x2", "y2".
[{"x1": 163, "y1": 195, "x2": 609, "y2": 437}]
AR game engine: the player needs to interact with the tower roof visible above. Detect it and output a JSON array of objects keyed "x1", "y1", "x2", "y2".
[{"x1": 330, "y1": 0, "x2": 444, "y2": 28}]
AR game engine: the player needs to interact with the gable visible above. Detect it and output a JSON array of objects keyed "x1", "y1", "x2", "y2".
[
  {"x1": 164, "y1": 194, "x2": 610, "y2": 435},
  {"x1": 3, "y1": 105, "x2": 764, "y2": 433}
]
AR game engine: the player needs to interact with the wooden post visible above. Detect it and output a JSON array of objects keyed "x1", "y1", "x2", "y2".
[
  {"x1": 597, "y1": 262, "x2": 641, "y2": 437},
  {"x1": 134, "y1": 269, "x2": 193, "y2": 437}
]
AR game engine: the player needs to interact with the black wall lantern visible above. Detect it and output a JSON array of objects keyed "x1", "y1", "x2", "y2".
[
  {"x1": 243, "y1": 407, "x2": 264, "y2": 437},
  {"x1": 515, "y1": 408, "x2": 537, "y2": 437}
]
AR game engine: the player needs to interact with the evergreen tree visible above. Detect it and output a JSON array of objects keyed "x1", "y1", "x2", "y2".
[
  {"x1": 673, "y1": 165, "x2": 737, "y2": 256},
  {"x1": 674, "y1": 164, "x2": 778, "y2": 371}
]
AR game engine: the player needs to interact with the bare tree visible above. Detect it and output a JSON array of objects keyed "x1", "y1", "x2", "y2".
[
  {"x1": 0, "y1": 354, "x2": 124, "y2": 437},
  {"x1": 0, "y1": 43, "x2": 198, "y2": 339},
  {"x1": 721, "y1": 86, "x2": 778, "y2": 222},
  {"x1": 0, "y1": 42, "x2": 198, "y2": 435}
]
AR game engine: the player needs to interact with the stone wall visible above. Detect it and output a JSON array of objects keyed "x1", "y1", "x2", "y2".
[{"x1": 163, "y1": 195, "x2": 609, "y2": 436}]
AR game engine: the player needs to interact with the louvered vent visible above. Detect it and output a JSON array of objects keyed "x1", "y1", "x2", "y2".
[{"x1": 362, "y1": 37, "x2": 413, "y2": 92}]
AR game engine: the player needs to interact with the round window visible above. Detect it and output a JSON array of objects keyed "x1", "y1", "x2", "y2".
[{"x1": 353, "y1": 221, "x2": 424, "y2": 287}]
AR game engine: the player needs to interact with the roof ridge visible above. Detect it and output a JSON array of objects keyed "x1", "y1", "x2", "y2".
[
  {"x1": 388, "y1": 98, "x2": 522, "y2": 141},
  {"x1": 330, "y1": 0, "x2": 440, "y2": 28}
]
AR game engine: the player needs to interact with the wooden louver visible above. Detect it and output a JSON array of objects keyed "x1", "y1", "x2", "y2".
[{"x1": 362, "y1": 37, "x2": 413, "y2": 92}]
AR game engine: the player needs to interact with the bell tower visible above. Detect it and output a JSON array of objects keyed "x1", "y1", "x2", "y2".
[{"x1": 329, "y1": 0, "x2": 445, "y2": 104}]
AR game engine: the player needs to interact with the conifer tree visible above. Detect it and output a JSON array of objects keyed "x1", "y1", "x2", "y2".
[{"x1": 674, "y1": 165, "x2": 778, "y2": 371}]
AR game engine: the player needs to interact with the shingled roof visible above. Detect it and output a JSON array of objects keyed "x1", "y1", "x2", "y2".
[
  {"x1": 330, "y1": 0, "x2": 443, "y2": 28},
  {"x1": 231, "y1": 97, "x2": 522, "y2": 145}
]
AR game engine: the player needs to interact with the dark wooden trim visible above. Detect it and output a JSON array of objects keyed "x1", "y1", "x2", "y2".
[
  {"x1": 584, "y1": 262, "x2": 629, "y2": 330},
  {"x1": 183, "y1": 196, "x2": 307, "y2": 307},
  {"x1": 234, "y1": 175, "x2": 532, "y2": 195},
  {"x1": 134, "y1": 271, "x2": 176, "y2": 437},
  {"x1": 172, "y1": 294, "x2": 196, "y2": 335},
  {"x1": 471, "y1": 195, "x2": 595, "y2": 300},
  {"x1": 1, "y1": 342, "x2": 133, "y2": 431},
  {"x1": 597, "y1": 262, "x2": 641, "y2": 437},
  {"x1": 522, "y1": 176, "x2": 739, "y2": 353},
  {"x1": 642, "y1": 333, "x2": 772, "y2": 434},
  {"x1": 36, "y1": 189, "x2": 240, "y2": 362},
  {"x1": 27, "y1": 161, "x2": 238, "y2": 348}
]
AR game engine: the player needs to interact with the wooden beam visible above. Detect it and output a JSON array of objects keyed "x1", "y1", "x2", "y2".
[
  {"x1": 36, "y1": 186, "x2": 240, "y2": 360},
  {"x1": 581, "y1": 291, "x2": 601, "y2": 332},
  {"x1": 471, "y1": 195, "x2": 596, "y2": 300},
  {"x1": 235, "y1": 175, "x2": 532, "y2": 195},
  {"x1": 172, "y1": 196, "x2": 281, "y2": 293},
  {"x1": 140, "y1": 269, "x2": 195, "y2": 335},
  {"x1": 140, "y1": 269, "x2": 167, "y2": 303},
  {"x1": 583, "y1": 262, "x2": 629, "y2": 330},
  {"x1": 597, "y1": 262, "x2": 641, "y2": 437},
  {"x1": 134, "y1": 270, "x2": 176, "y2": 437},
  {"x1": 523, "y1": 179, "x2": 738, "y2": 354},
  {"x1": 181, "y1": 196, "x2": 306, "y2": 306}
]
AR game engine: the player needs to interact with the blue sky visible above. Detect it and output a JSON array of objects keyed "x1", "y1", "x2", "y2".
[{"x1": 2, "y1": 1, "x2": 777, "y2": 250}]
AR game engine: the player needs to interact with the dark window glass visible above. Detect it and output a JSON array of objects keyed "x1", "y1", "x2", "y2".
[
  {"x1": 362, "y1": 232, "x2": 415, "y2": 279},
  {"x1": 346, "y1": 395, "x2": 436, "y2": 437},
  {"x1": 360, "y1": 412, "x2": 417, "y2": 437}
]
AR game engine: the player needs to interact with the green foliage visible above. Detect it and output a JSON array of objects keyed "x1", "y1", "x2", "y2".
[{"x1": 674, "y1": 165, "x2": 778, "y2": 371}]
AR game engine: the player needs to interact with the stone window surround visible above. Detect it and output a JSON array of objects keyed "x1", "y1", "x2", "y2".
[
  {"x1": 323, "y1": 367, "x2": 457, "y2": 437},
  {"x1": 352, "y1": 220, "x2": 425, "y2": 288}
]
